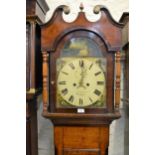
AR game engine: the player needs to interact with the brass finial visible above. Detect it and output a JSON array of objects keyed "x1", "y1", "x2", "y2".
[
  {"x1": 94, "y1": 5, "x2": 101, "y2": 14},
  {"x1": 79, "y1": 3, "x2": 84, "y2": 11},
  {"x1": 63, "y1": 6, "x2": 70, "y2": 14}
]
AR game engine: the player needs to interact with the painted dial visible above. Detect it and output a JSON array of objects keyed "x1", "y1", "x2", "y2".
[{"x1": 57, "y1": 58, "x2": 106, "y2": 107}]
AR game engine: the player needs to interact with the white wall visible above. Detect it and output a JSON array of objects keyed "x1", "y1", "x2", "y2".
[{"x1": 45, "y1": 0, "x2": 128, "y2": 22}]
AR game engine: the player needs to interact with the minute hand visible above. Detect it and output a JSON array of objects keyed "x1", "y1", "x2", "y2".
[{"x1": 79, "y1": 68, "x2": 86, "y2": 88}]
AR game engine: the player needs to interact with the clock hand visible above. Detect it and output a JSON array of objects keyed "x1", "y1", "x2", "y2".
[{"x1": 78, "y1": 67, "x2": 86, "y2": 89}]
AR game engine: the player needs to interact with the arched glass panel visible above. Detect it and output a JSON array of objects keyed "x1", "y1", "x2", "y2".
[{"x1": 60, "y1": 37, "x2": 103, "y2": 57}]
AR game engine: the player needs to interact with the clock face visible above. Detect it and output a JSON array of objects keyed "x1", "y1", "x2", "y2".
[{"x1": 56, "y1": 58, "x2": 106, "y2": 108}]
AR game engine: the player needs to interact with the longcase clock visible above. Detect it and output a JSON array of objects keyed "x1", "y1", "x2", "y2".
[
  {"x1": 26, "y1": 0, "x2": 49, "y2": 155},
  {"x1": 41, "y1": 5, "x2": 124, "y2": 155}
]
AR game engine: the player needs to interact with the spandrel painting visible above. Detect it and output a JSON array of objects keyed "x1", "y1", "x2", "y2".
[{"x1": 60, "y1": 37, "x2": 104, "y2": 57}]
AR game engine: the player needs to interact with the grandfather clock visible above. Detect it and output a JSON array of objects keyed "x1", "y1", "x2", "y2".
[
  {"x1": 41, "y1": 5, "x2": 123, "y2": 155},
  {"x1": 26, "y1": 0, "x2": 49, "y2": 155},
  {"x1": 119, "y1": 12, "x2": 129, "y2": 155}
]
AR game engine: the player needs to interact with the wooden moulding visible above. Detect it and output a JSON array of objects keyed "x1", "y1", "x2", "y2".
[
  {"x1": 27, "y1": 15, "x2": 42, "y2": 25},
  {"x1": 115, "y1": 51, "x2": 121, "y2": 111},
  {"x1": 42, "y1": 112, "x2": 121, "y2": 126},
  {"x1": 42, "y1": 51, "x2": 49, "y2": 112}
]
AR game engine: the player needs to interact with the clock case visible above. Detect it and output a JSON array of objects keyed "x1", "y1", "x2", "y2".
[
  {"x1": 41, "y1": 5, "x2": 124, "y2": 126},
  {"x1": 26, "y1": 1, "x2": 49, "y2": 155}
]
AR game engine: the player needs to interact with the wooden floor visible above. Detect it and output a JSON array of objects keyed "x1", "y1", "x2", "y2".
[{"x1": 37, "y1": 101, "x2": 128, "y2": 155}]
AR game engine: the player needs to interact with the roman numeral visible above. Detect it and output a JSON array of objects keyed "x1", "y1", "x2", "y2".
[
  {"x1": 95, "y1": 60, "x2": 101, "y2": 64},
  {"x1": 69, "y1": 95, "x2": 74, "y2": 103},
  {"x1": 89, "y1": 63, "x2": 93, "y2": 70},
  {"x1": 79, "y1": 60, "x2": 84, "y2": 67},
  {"x1": 95, "y1": 71, "x2": 101, "y2": 76},
  {"x1": 58, "y1": 81, "x2": 66, "y2": 85},
  {"x1": 97, "y1": 81, "x2": 104, "y2": 85},
  {"x1": 89, "y1": 97, "x2": 93, "y2": 103},
  {"x1": 61, "y1": 71, "x2": 68, "y2": 75},
  {"x1": 61, "y1": 88, "x2": 68, "y2": 95},
  {"x1": 79, "y1": 98, "x2": 83, "y2": 105},
  {"x1": 69, "y1": 63, "x2": 75, "y2": 69},
  {"x1": 94, "y1": 89, "x2": 101, "y2": 96}
]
